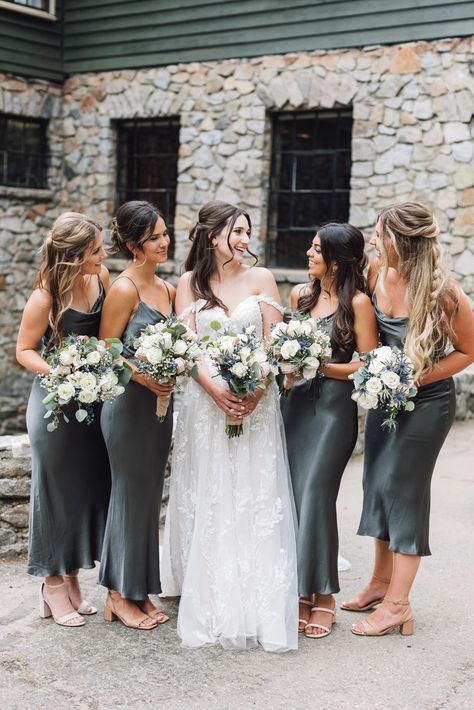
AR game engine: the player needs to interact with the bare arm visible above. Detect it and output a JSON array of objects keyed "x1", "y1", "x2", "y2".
[
  {"x1": 319, "y1": 293, "x2": 379, "y2": 381},
  {"x1": 418, "y1": 287, "x2": 474, "y2": 386},
  {"x1": 16, "y1": 289, "x2": 53, "y2": 375}
]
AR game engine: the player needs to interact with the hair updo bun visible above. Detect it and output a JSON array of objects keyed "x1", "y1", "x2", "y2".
[{"x1": 110, "y1": 201, "x2": 166, "y2": 259}]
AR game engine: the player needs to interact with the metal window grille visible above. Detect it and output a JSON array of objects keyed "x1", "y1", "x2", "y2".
[
  {"x1": 116, "y1": 118, "x2": 180, "y2": 258},
  {"x1": 0, "y1": 113, "x2": 48, "y2": 189},
  {"x1": 267, "y1": 110, "x2": 353, "y2": 268}
]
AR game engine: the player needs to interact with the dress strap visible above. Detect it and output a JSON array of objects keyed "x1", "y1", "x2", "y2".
[
  {"x1": 255, "y1": 293, "x2": 284, "y2": 314},
  {"x1": 163, "y1": 280, "x2": 172, "y2": 312},
  {"x1": 114, "y1": 275, "x2": 141, "y2": 300}
]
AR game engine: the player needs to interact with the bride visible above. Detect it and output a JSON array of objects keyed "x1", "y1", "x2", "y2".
[{"x1": 161, "y1": 200, "x2": 298, "y2": 652}]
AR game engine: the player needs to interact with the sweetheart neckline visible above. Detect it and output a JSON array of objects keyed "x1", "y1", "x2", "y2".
[{"x1": 196, "y1": 294, "x2": 268, "y2": 320}]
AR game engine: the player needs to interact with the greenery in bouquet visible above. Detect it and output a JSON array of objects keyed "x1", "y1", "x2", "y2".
[{"x1": 40, "y1": 335, "x2": 132, "y2": 432}]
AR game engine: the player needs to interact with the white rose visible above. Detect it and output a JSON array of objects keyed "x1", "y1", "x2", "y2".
[
  {"x1": 309, "y1": 342, "x2": 322, "y2": 357},
  {"x1": 300, "y1": 320, "x2": 313, "y2": 336},
  {"x1": 78, "y1": 388, "x2": 97, "y2": 404},
  {"x1": 173, "y1": 339, "x2": 187, "y2": 356},
  {"x1": 374, "y1": 346, "x2": 393, "y2": 362},
  {"x1": 68, "y1": 344, "x2": 78, "y2": 355},
  {"x1": 358, "y1": 392, "x2": 379, "y2": 409},
  {"x1": 239, "y1": 346, "x2": 252, "y2": 362},
  {"x1": 271, "y1": 322, "x2": 287, "y2": 337},
  {"x1": 251, "y1": 348, "x2": 267, "y2": 364},
  {"x1": 99, "y1": 372, "x2": 118, "y2": 390},
  {"x1": 79, "y1": 372, "x2": 97, "y2": 390},
  {"x1": 280, "y1": 339, "x2": 301, "y2": 360},
  {"x1": 86, "y1": 350, "x2": 101, "y2": 365},
  {"x1": 59, "y1": 350, "x2": 73, "y2": 366},
  {"x1": 404, "y1": 400, "x2": 415, "y2": 412},
  {"x1": 57, "y1": 381, "x2": 75, "y2": 402},
  {"x1": 366, "y1": 377, "x2": 383, "y2": 395},
  {"x1": 219, "y1": 336, "x2": 235, "y2": 355},
  {"x1": 72, "y1": 354, "x2": 84, "y2": 368},
  {"x1": 146, "y1": 347, "x2": 163, "y2": 364},
  {"x1": 368, "y1": 358, "x2": 385, "y2": 375},
  {"x1": 231, "y1": 362, "x2": 247, "y2": 378},
  {"x1": 380, "y1": 370, "x2": 400, "y2": 389},
  {"x1": 287, "y1": 319, "x2": 302, "y2": 337},
  {"x1": 175, "y1": 357, "x2": 186, "y2": 374},
  {"x1": 161, "y1": 332, "x2": 173, "y2": 350}
]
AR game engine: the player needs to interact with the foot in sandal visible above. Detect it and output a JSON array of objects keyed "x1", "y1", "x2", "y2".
[
  {"x1": 351, "y1": 598, "x2": 414, "y2": 636},
  {"x1": 340, "y1": 574, "x2": 390, "y2": 612},
  {"x1": 305, "y1": 593, "x2": 336, "y2": 639},
  {"x1": 137, "y1": 596, "x2": 169, "y2": 624},
  {"x1": 64, "y1": 571, "x2": 97, "y2": 615},
  {"x1": 298, "y1": 596, "x2": 314, "y2": 632}
]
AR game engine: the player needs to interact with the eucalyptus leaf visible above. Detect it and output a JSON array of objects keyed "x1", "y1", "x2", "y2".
[
  {"x1": 46, "y1": 422, "x2": 57, "y2": 432},
  {"x1": 210, "y1": 321, "x2": 222, "y2": 331},
  {"x1": 75, "y1": 409, "x2": 88, "y2": 423},
  {"x1": 42, "y1": 392, "x2": 56, "y2": 405}
]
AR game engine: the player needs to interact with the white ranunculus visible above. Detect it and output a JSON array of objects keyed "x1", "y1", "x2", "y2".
[
  {"x1": 366, "y1": 376, "x2": 383, "y2": 395},
  {"x1": 287, "y1": 319, "x2": 302, "y2": 337},
  {"x1": 231, "y1": 362, "x2": 248, "y2": 378},
  {"x1": 380, "y1": 370, "x2": 400, "y2": 389},
  {"x1": 173, "y1": 339, "x2": 187, "y2": 356},
  {"x1": 368, "y1": 358, "x2": 385, "y2": 375},
  {"x1": 280, "y1": 339, "x2": 301, "y2": 360},
  {"x1": 358, "y1": 392, "x2": 379, "y2": 409},
  {"x1": 146, "y1": 347, "x2": 163, "y2": 364},
  {"x1": 57, "y1": 381, "x2": 75, "y2": 402},
  {"x1": 78, "y1": 388, "x2": 97, "y2": 404},
  {"x1": 405, "y1": 400, "x2": 415, "y2": 412},
  {"x1": 309, "y1": 342, "x2": 322, "y2": 357},
  {"x1": 86, "y1": 350, "x2": 101, "y2": 365},
  {"x1": 79, "y1": 372, "x2": 97, "y2": 390},
  {"x1": 59, "y1": 350, "x2": 73, "y2": 366}
]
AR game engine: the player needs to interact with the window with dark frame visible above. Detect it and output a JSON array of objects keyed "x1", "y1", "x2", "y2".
[
  {"x1": 116, "y1": 118, "x2": 180, "y2": 258},
  {"x1": 2, "y1": 1, "x2": 55, "y2": 13},
  {"x1": 267, "y1": 110, "x2": 353, "y2": 269},
  {"x1": 0, "y1": 113, "x2": 48, "y2": 189}
]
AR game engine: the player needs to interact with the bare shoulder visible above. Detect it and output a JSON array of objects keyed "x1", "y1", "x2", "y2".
[
  {"x1": 99, "y1": 264, "x2": 110, "y2": 289},
  {"x1": 291, "y1": 282, "x2": 310, "y2": 300},
  {"x1": 28, "y1": 286, "x2": 53, "y2": 310},
  {"x1": 352, "y1": 290, "x2": 372, "y2": 310},
  {"x1": 164, "y1": 279, "x2": 176, "y2": 300},
  {"x1": 177, "y1": 271, "x2": 193, "y2": 288},
  {"x1": 107, "y1": 274, "x2": 139, "y2": 305},
  {"x1": 443, "y1": 279, "x2": 468, "y2": 316},
  {"x1": 249, "y1": 266, "x2": 276, "y2": 285}
]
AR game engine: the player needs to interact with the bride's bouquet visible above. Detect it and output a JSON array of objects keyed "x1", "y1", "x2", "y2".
[
  {"x1": 205, "y1": 321, "x2": 277, "y2": 438},
  {"x1": 349, "y1": 345, "x2": 418, "y2": 431},
  {"x1": 269, "y1": 314, "x2": 332, "y2": 396},
  {"x1": 133, "y1": 316, "x2": 202, "y2": 421},
  {"x1": 40, "y1": 335, "x2": 132, "y2": 432}
]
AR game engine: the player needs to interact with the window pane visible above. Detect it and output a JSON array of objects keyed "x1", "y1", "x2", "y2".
[
  {"x1": 267, "y1": 110, "x2": 352, "y2": 268},
  {"x1": 0, "y1": 115, "x2": 47, "y2": 189}
]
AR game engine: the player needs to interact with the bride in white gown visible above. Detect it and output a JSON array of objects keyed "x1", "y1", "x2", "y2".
[{"x1": 161, "y1": 201, "x2": 298, "y2": 652}]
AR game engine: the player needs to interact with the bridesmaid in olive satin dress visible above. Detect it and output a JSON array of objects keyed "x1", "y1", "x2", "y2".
[
  {"x1": 16, "y1": 212, "x2": 110, "y2": 628},
  {"x1": 343, "y1": 202, "x2": 474, "y2": 638},
  {"x1": 98, "y1": 201, "x2": 175, "y2": 631},
  {"x1": 280, "y1": 223, "x2": 378, "y2": 639}
]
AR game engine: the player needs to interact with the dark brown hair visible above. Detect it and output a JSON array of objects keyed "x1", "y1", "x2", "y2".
[
  {"x1": 110, "y1": 200, "x2": 166, "y2": 258},
  {"x1": 298, "y1": 222, "x2": 367, "y2": 352},
  {"x1": 184, "y1": 200, "x2": 257, "y2": 311}
]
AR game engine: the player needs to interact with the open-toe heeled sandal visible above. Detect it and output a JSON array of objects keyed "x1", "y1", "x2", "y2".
[{"x1": 305, "y1": 606, "x2": 336, "y2": 639}]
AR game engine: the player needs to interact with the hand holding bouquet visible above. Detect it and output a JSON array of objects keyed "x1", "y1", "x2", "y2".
[
  {"x1": 349, "y1": 345, "x2": 417, "y2": 430},
  {"x1": 269, "y1": 314, "x2": 332, "y2": 396},
  {"x1": 133, "y1": 316, "x2": 202, "y2": 421},
  {"x1": 41, "y1": 335, "x2": 132, "y2": 432},
  {"x1": 205, "y1": 321, "x2": 277, "y2": 438}
]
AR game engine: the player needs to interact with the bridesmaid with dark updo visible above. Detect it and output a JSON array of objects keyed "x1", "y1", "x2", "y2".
[
  {"x1": 281, "y1": 223, "x2": 378, "y2": 639},
  {"x1": 99, "y1": 200, "x2": 175, "y2": 630},
  {"x1": 17, "y1": 212, "x2": 110, "y2": 627}
]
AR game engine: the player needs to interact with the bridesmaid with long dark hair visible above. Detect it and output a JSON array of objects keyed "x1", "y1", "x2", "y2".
[
  {"x1": 16, "y1": 212, "x2": 110, "y2": 627},
  {"x1": 98, "y1": 200, "x2": 175, "y2": 630},
  {"x1": 281, "y1": 223, "x2": 378, "y2": 638},
  {"x1": 343, "y1": 202, "x2": 474, "y2": 637}
]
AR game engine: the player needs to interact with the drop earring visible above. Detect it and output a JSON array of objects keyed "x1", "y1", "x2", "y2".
[{"x1": 133, "y1": 254, "x2": 137, "y2": 263}]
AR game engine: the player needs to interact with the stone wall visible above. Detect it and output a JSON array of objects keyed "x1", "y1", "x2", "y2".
[{"x1": 0, "y1": 35, "x2": 473, "y2": 432}]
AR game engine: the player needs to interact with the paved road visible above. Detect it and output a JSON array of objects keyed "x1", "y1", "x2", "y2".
[{"x1": 1, "y1": 420, "x2": 473, "y2": 710}]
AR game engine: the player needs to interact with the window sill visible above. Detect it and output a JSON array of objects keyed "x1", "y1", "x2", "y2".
[
  {"x1": 0, "y1": 1, "x2": 57, "y2": 21},
  {"x1": 271, "y1": 267, "x2": 309, "y2": 284},
  {"x1": 0, "y1": 185, "x2": 52, "y2": 200}
]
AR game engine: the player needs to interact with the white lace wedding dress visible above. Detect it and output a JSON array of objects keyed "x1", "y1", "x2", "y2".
[{"x1": 161, "y1": 294, "x2": 298, "y2": 652}]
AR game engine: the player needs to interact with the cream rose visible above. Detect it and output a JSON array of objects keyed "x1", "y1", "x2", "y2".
[
  {"x1": 57, "y1": 381, "x2": 75, "y2": 402},
  {"x1": 79, "y1": 372, "x2": 97, "y2": 390},
  {"x1": 173, "y1": 339, "x2": 187, "y2": 356},
  {"x1": 59, "y1": 350, "x2": 73, "y2": 366},
  {"x1": 86, "y1": 350, "x2": 101, "y2": 365},
  {"x1": 358, "y1": 392, "x2": 379, "y2": 409},
  {"x1": 231, "y1": 362, "x2": 248, "y2": 378},
  {"x1": 78, "y1": 388, "x2": 97, "y2": 404},
  {"x1": 280, "y1": 339, "x2": 301, "y2": 360},
  {"x1": 380, "y1": 370, "x2": 400, "y2": 389},
  {"x1": 365, "y1": 376, "x2": 383, "y2": 395}
]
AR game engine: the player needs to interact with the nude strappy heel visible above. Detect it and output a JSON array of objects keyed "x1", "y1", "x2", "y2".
[
  {"x1": 340, "y1": 574, "x2": 391, "y2": 612},
  {"x1": 304, "y1": 606, "x2": 336, "y2": 639},
  {"x1": 103, "y1": 591, "x2": 158, "y2": 630},
  {"x1": 64, "y1": 572, "x2": 97, "y2": 615},
  {"x1": 351, "y1": 598, "x2": 414, "y2": 637},
  {"x1": 298, "y1": 598, "x2": 313, "y2": 632},
  {"x1": 39, "y1": 582, "x2": 85, "y2": 627}
]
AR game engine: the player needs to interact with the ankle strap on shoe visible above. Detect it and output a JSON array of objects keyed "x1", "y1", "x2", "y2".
[
  {"x1": 372, "y1": 573, "x2": 391, "y2": 584},
  {"x1": 384, "y1": 597, "x2": 409, "y2": 606}
]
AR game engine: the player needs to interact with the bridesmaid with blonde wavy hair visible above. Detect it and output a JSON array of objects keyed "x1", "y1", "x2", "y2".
[
  {"x1": 342, "y1": 202, "x2": 474, "y2": 637},
  {"x1": 16, "y1": 212, "x2": 110, "y2": 628}
]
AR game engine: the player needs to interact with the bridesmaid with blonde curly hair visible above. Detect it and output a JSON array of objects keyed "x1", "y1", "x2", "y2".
[
  {"x1": 342, "y1": 202, "x2": 474, "y2": 637},
  {"x1": 16, "y1": 212, "x2": 110, "y2": 628}
]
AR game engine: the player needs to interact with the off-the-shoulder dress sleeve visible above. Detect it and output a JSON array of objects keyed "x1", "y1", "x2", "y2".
[{"x1": 255, "y1": 293, "x2": 285, "y2": 314}]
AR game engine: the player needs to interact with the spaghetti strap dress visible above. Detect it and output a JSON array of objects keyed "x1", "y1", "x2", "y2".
[
  {"x1": 99, "y1": 277, "x2": 173, "y2": 599},
  {"x1": 357, "y1": 294, "x2": 456, "y2": 555},
  {"x1": 280, "y1": 314, "x2": 358, "y2": 596},
  {"x1": 27, "y1": 278, "x2": 111, "y2": 576}
]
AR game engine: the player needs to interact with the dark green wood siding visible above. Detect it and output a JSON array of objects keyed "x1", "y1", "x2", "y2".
[
  {"x1": 63, "y1": 0, "x2": 474, "y2": 74},
  {"x1": 0, "y1": 1, "x2": 63, "y2": 82}
]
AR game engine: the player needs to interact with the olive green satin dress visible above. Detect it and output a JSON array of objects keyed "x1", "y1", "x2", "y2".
[
  {"x1": 280, "y1": 315, "x2": 357, "y2": 596},
  {"x1": 357, "y1": 295, "x2": 456, "y2": 556},
  {"x1": 27, "y1": 281, "x2": 111, "y2": 576},
  {"x1": 99, "y1": 280, "x2": 173, "y2": 600}
]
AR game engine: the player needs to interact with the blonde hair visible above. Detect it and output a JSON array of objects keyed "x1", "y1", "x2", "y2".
[
  {"x1": 377, "y1": 201, "x2": 456, "y2": 380},
  {"x1": 35, "y1": 212, "x2": 102, "y2": 348}
]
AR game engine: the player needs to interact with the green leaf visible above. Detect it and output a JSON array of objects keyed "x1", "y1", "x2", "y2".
[
  {"x1": 108, "y1": 344, "x2": 121, "y2": 360},
  {"x1": 210, "y1": 320, "x2": 222, "y2": 331},
  {"x1": 75, "y1": 409, "x2": 88, "y2": 423},
  {"x1": 43, "y1": 410, "x2": 53, "y2": 418},
  {"x1": 42, "y1": 392, "x2": 56, "y2": 405},
  {"x1": 191, "y1": 364, "x2": 199, "y2": 380},
  {"x1": 44, "y1": 400, "x2": 57, "y2": 411},
  {"x1": 46, "y1": 422, "x2": 57, "y2": 432}
]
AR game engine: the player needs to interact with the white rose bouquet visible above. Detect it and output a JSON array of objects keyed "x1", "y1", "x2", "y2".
[
  {"x1": 40, "y1": 335, "x2": 132, "y2": 432},
  {"x1": 268, "y1": 314, "x2": 332, "y2": 396},
  {"x1": 349, "y1": 345, "x2": 418, "y2": 430},
  {"x1": 204, "y1": 321, "x2": 278, "y2": 438},
  {"x1": 133, "y1": 316, "x2": 202, "y2": 421}
]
